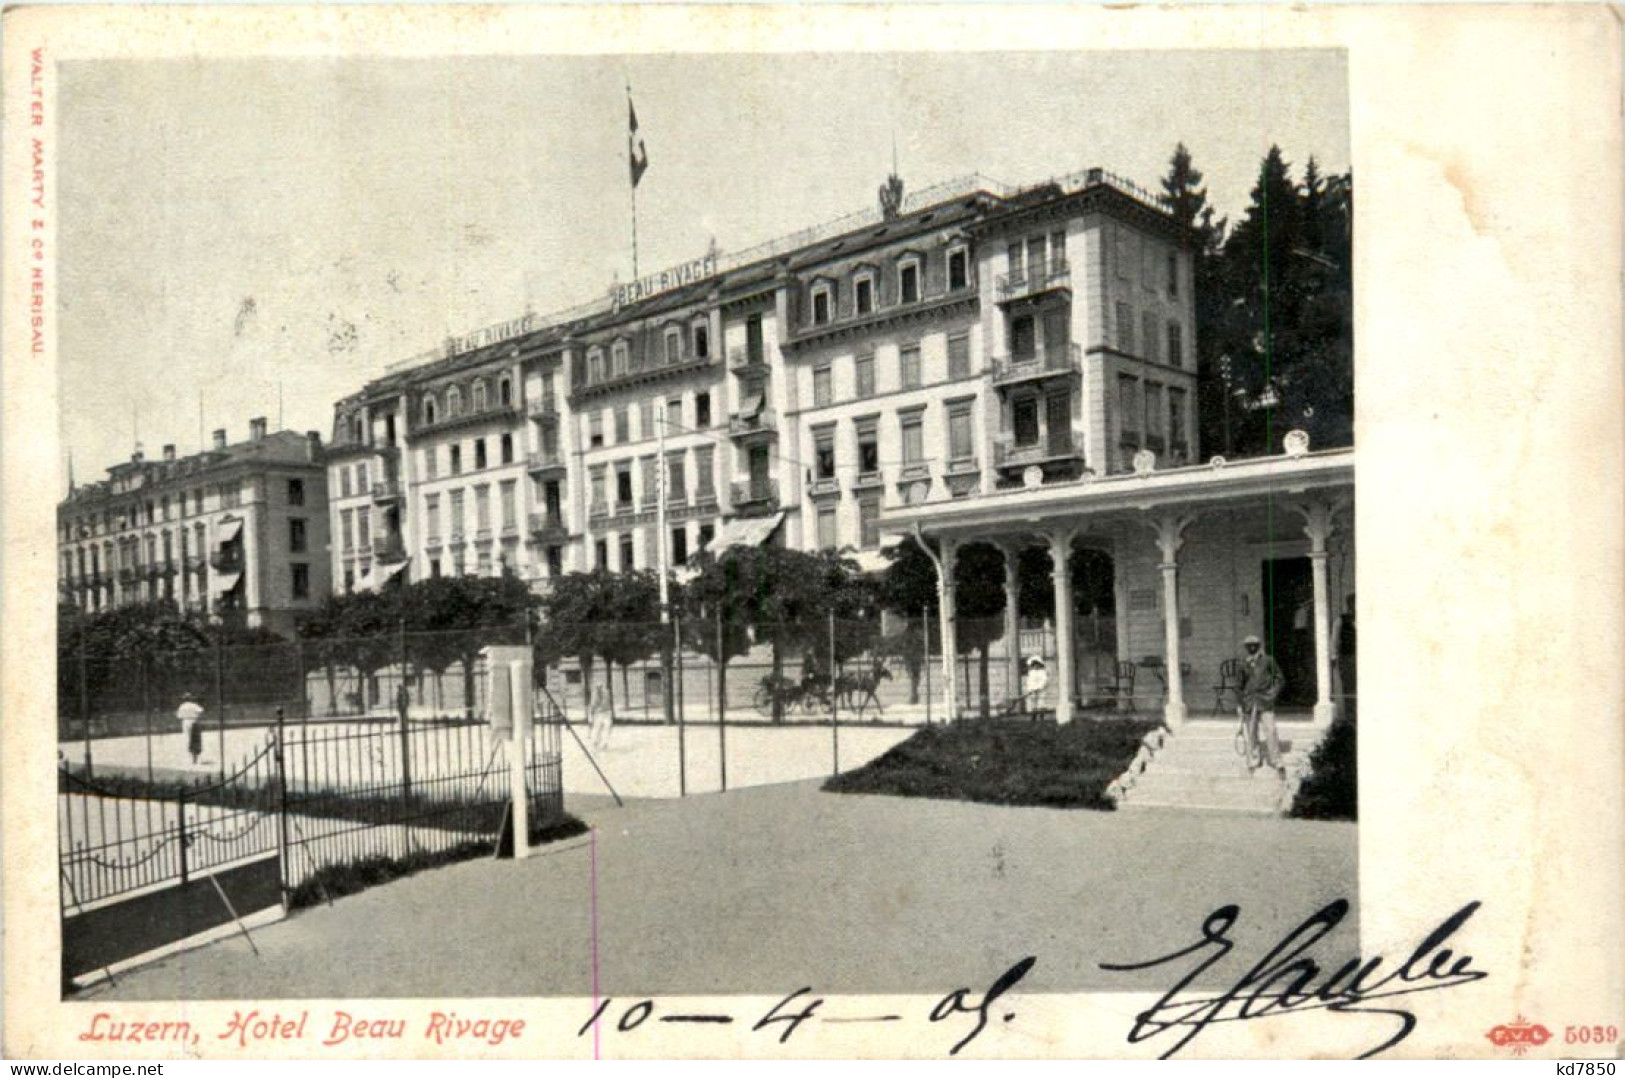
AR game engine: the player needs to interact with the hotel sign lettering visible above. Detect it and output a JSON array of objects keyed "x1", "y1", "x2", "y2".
[{"x1": 611, "y1": 253, "x2": 718, "y2": 310}]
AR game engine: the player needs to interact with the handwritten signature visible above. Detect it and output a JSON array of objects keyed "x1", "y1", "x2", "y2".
[{"x1": 1101, "y1": 898, "x2": 1487, "y2": 1059}]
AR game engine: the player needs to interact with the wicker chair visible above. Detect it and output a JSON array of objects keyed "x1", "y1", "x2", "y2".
[{"x1": 1212, "y1": 658, "x2": 1243, "y2": 714}]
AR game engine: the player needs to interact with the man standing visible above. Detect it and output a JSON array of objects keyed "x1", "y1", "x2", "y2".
[
  {"x1": 176, "y1": 692, "x2": 205, "y2": 765},
  {"x1": 1238, "y1": 634, "x2": 1286, "y2": 779}
]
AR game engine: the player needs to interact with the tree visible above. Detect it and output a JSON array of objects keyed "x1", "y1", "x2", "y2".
[
  {"x1": 593, "y1": 570, "x2": 665, "y2": 714},
  {"x1": 400, "y1": 575, "x2": 535, "y2": 716},
  {"x1": 534, "y1": 569, "x2": 621, "y2": 712}
]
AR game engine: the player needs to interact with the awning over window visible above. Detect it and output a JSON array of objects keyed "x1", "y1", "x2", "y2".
[
  {"x1": 707, "y1": 511, "x2": 784, "y2": 558},
  {"x1": 848, "y1": 534, "x2": 903, "y2": 575},
  {"x1": 358, "y1": 557, "x2": 410, "y2": 593},
  {"x1": 739, "y1": 393, "x2": 764, "y2": 418},
  {"x1": 216, "y1": 518, "x2": 243, "y2": 545}
]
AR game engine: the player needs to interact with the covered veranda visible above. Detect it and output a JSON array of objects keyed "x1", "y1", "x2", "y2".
[{"x1": 880, "y1": 443, "x2": 1355, "y2": 729}]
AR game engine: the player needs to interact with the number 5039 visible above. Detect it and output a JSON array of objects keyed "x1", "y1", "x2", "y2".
[{"x1": 1564, "y1": 1025, "x2": 1618, "y2": 1045}]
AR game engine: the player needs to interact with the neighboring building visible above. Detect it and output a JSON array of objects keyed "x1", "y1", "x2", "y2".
[{"x1": 58, "y1": 420, "x2": 331, "y2": 636}]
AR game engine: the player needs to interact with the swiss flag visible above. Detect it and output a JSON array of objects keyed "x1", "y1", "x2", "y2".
[{"x1": 628, "y1": 94, "x2": 649, "y2": 188}]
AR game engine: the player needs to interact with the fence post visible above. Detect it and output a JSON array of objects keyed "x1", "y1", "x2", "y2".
[
  {"x1": 716, "y1": 610, "x2": 727, "y2": 793},
  {"x1": 829, "y1": 611, "x2": 839, "y2": 776},
  {"x1": 397, "y1": 619, "x2": 412, "y2": 803},
  {"x1": 214, "y1": 633, "x2": 226, "y2": 779},
  {"x1": 274, "y1": 707, "x2": 290, "y2": 906},
  {"x1": 294, "y1": 637, "x2": 307, "y2": 720},
  {"x1": 176, "y1": 787, "x2": 189, "y2": 886}
]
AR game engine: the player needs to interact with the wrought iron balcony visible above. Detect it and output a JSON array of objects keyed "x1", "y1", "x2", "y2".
[
  {"x1": 526, "y1": 398, "x2": 560, "y2": 423},
  {"x1": 372, "y1": 536, "x2": 407, "y2": 564},
  {"x1": 525, "y1": 452, "x2": 568, "y2": 478},
  {"x1": 208, "y1": 551, "x2": 242, "y2": 573},
  {"x1": 527, "y1": 511, "x2": 568, "y2": 540},
  {"x1": 371, "y1": 478, "x2": 402, "y2": 503},
  {"x1": 807, "y1": 476, "x2": 841, "y2": 498},
  {"x1": 996, "y1": 260, "x2": 1072, "y2": 303},
  {"x1": 993, "y1": 429, "x2": 1086, "y2": 470},
  {"x1": 729, "y1": 348, "x2": 769, "y2": 375},
  {"x1": 990, "y1": 344, "x2": 1082, "y2": 389},
  {"x1": 728, "y1": 410, "x2": 777, "y2": 441},
  {"x1": 729, "y1": 478, "x2": 779, "y2": 516}
]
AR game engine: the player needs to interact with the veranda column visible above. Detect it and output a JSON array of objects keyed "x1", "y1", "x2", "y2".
[
  {"x1": 1000, "y1": 540, "x2": 1022, "y2": 704},
  {"x1": 938, "y1": 538, "x2": 960, "y2": 721},
  {"x1": 1048, "y1": 528, "x2": 1077, "y2": 724},
  {"x1": 1297, "y1": 501, "x2": 1337, "y2": 728},
  {"x1": 1149, "y1": 513, "x2": 1196, "y2": 730}
]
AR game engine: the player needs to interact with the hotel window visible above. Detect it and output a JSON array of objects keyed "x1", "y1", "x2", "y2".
[
  {"x1": 616, "y1": 465, "x2": 633, "y2": 508},
  {"x1": 614, "y1": 406, "x2": 630, "y2": 444},
  {"x1": 357, "y1": 507, "x2": 372, "y2": 549},
  {"x1": 1141, "y1": 238, "x2": 1156, "y2": 289},
  {"x1": 429, "y1": 559, "x2": 441, "y2": 579},
  {"x1": 340, "y1": 468, "x2": 352, "y2": 498},
  {"x1": 667, "y1": 453, "x2": 687, "y2": 504},
  {"x1": 639, "y1": 398, "x2": 655, "y2": 440},
  {"x1": 547, "y1": 546, "x2": 563, "y2": 577},
  {"x1": 282, "y1": 478, "x2": 303, "y2": 507},
  {"x1": 948, "y1": 248, "x2": 969, "y2": 291},
  {"x1": 595, "y1": 538, "x2": 609, "y2": 568},
  {"x1": 475, "y1": 485, "x2": 492, "y2": 532},
  {"x1": 501, "y1": 433, "x2": 513, "y2": 465},
  {"x1": 696, "y1": 391, "x2": 711, "y2": 428},
  {"x1": 855, "y1": 353, "x2": 875, "y2": 397},
  {"x1": 1118, "y1": 375, "x2": 1141, "y2": 439},
  {"x1": 499, "y1": 376, "x2": 513, "y2": 407},
  {"x1": 289, "y1": 518, "x2": 307, "y2": 554},
  {"x1": 858, "y1": 496, "x2": 881, "y2": 549},
  {"x1": 854, "y1": 274, "x2": 874, "y2": 315},
  {"x1": 947, "y1": 402, "x2": 974, "y2": 462},
  {"x1": 1142, "y1": 312, "x2": 1158, "y2": 360},
  {"x1": 422, "y1": 395, "x2": 437, "y2": 426},
  {"x1": 948, "y1": 333, "x2": 971, "y2": 379},
  {"x1": 619, "y1": 534, "x2": 635, "y2": 570},
  {"x1": 292, "y1": 563, "x2": 310, "y2": 600},
  {"x1": 1169, "y1": 387, "x2": 1188, "y2": 454},
  {"x1": 664, "y1": 326, "x2": 683, "y2": 365},
  {"x1": 426, "y1": 495, "x2": 440, "y2": 541},
  {"x1": 501, "y1": 480, "x2": 517, "y2": 529},
  {"x1": 1167, "y1": 322, "x2": 1184, "y2": 368},
  {"x1": 811, "y1": 284, "x2": 832, "y2": 326},
  {"x1": 666, "y1": 397, "x2": 682, "y2": 433},
  {"x1": 817, "y1": 505, "x2": 838, "y2": 550},
  {"x1": 1145, "y1": 383, "x2": 1165, "y2": 447},
  {"x1": 611, "y1": 341, "x2": 630, "y2": 376},
  {"x1": 1051, "y1": 230, "x2": 1067, "y2": 269},
  {"x1": 590, "y1": 413, "x2": 605, "y2": 448},
  {"x1": 900, "y1": 344, "x2": 922, "y2": 389},
  {"x1": 671, "y1": 526, "x2": 689, "y2": 566},
  {"x1": 698, "y1": 522, "x2": 715, "y2": 551},
  {"x1": 815, "y1": 429, "x2": 836, "y2": 480},
  {"x1": 900, "y1": 411, "x2": 925, "y2": 463},
  {"x1": 450, "y1": 444, "x2": 463, "y2": 474},
  {"x1": 587, "y1": 348, "x2": 605, "y2": 384},
  {"x1": 746, "y1": 314, "x2": 764, "y2": 364},
  {"x1": 450, "y1": 490, "x2": 465, "y2": 538},
  {"x1": 341, "y1": 509, "x2": 354, "y2": 551},
  {"x1": 222, "y1": 482, "x2": 243, "y2": 509},
  {"x1": 814, "y1": 365, "x2": 833, "y2": 407},
  {"x1": 447, "y1": 385, "x2": 463, "y2": 417},
  {"x1": 899, "y1": 259, "x2": 920, "y2": 304},
  {"x1": 475, "y1": 438, "x2": 488, "y2": 470},
  {"x1": 1010, "y1": 315, "x2": 1036, "y2": 360},
  {"x1": 472, "y1": 380, "x2": 488, "y2": 412},
  {"x1": 477, "y1": 550, "x2": 493, "y2": 577},
  {"x1": 695, "y1": 445, "x2": 715, "y2": 497},
  {"x1": 1006, "y1": 241, "x2": 1025, "y2": 284},
  {"x1": 857, "y1": 419, "x2": 879, "y2": 475},
  {"x1": 1013, "y1": 397, "x2": 1040, "y2": 448},
  {"x1": 1115, "y1": 228, "x2": 1131, "y2": 279},
  {"x1": 640, "y1": 456, "x2": 657, "y2": 505},
  {"x1": 590, "y1": 469, "x2": 607, "y2": 513},
  {"x1": 691, "y1": 318, "x2": 710, "y2": 359},
  {"x1": 1116, "y1": 302, "x2": 1135, "y2": 352},
  {"x1": 1167, "y1": 252, "x2": 1180, "y2": 297}
]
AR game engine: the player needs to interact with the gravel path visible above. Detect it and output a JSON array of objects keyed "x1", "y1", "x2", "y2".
[{"x1": 81, "y1": 781, "x2": 1357, "y2": 1000}]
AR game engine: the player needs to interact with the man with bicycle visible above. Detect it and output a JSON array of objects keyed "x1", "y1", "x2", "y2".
[{"x1": 1238, "y1": 634, "x2": 1286, "y2": 780}]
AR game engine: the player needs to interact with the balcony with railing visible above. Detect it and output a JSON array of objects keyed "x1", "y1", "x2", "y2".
[
  {"x1": 729, "y1": 478, "x2": 779, "y2": 517},
  {"x1": 208, "y1": 551, "x2": 243, "y2": 573},
  {"x1": 527, "y1": 511, "x2": 568, "y2": 541},
  {"x1": 996, "y1": 260, "x2": 1072, "y2": 304},
  {"x1": 371, "y1": 477, "x2": 402, "y2": 503},
  {"x1": 526, "y1": 397, "x2": 560, "y2": 424},
  {"x1": 990, "y1": 344, "x2": 1082, "y2": 390},
  {"x1": 993, "y1": 428, "x2": 1087, "y2": 471},
  {"x1": 373, "y1": 535, "x2": 407, "y2": 564},
  {"x1": 525, "y1": 452, "x2": 567, "y2": 478},
  {"x1": 728, "y1": 409, "x2": 777, "y2": 442},
  {"x1": 729, "y1": 347, "x2": 769, "y2": 376},
  {"x1": 184, "y1": 553, "x2": 205, "y2": 573}
]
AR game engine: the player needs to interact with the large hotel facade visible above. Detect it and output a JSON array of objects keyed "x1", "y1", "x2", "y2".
[{"x1": 322, "y1": 165, "x2": 1353, "y2": 726}]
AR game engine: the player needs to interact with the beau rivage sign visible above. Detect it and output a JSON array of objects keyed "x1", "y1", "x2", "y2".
[{"x1": 610, "y1": 252, "x2": 719, "y2": 311}]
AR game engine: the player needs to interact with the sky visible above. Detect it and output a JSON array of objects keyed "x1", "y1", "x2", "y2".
[{"x1": 58, "y1": 49, "x2": 1348, "y2": 490}]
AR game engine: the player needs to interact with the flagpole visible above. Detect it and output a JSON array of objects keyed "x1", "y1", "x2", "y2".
[{"x1": 631, "y1": 173, "x2": 639, "y2": 283}]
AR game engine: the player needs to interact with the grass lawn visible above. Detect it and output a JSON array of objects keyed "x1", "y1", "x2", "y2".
[{"x1": 823, "y1": 715, "x2": 1159, "y2": 809}]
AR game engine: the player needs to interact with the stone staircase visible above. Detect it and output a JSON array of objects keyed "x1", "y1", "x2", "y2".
[{"x1": 1111, "y1": 719, "x2": 1328, "y2": 816}]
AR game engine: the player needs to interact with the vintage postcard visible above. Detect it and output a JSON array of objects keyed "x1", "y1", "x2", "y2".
[{"x1": 3, "y1": 3, "x2": 1620, "y2": 1062}]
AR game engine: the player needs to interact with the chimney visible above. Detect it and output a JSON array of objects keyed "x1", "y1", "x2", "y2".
[
  {"x1": 249, "y1": 417, "x2": 267, "y2": 441},
  {"x1": 163, "y1": 444, "x2": 176, "y2": 462},
  {"x1": 131, "y1": 444, "x2": 144, "y2": 464},
  {"x1": 213, "y1": 428, "x2": 227, "y2": 450},
  {"x1": 306, "y1": 430, "x2": 322, "y2": 461}
]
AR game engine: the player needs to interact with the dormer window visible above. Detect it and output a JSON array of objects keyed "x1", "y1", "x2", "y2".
[
  {"x1": 691, "y1": 317, "x2": 710, "y2": 359},
  {"x1": 611, "y1": 340, "x2": 630, "y2": 376},
  {"x1": 446, "y1": 385, "x2": 464, "y2": 417},
  {"x1": 587, "y1": 347, "x2": 605, "y2": 384},
  {"x1": 854, "y1": 274, "x2": 874, "y2": 316},
  {"x1": 471, "y1": 379, "x2": 488, "y2": 412},
  {"x1": 947, "y1": 247, "x2": 969, "y2": 291},
  {"x1": 898, "y1": 258, "x2": 921, "y2": 304},
  {"x1": 664, "y1": 326, "x2": 683, "y2": 365},
  {"x1": 811, "y1": 283, "x2": 833, "y2": 326}
]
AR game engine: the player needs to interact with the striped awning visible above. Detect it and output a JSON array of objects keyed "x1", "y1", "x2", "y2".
[
  {"x1": 215, "y1": 518, "x2": 243, "y2": 544},
  {"x1": 708, "y1": 511, "x2": 784, "y2": 557}
]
